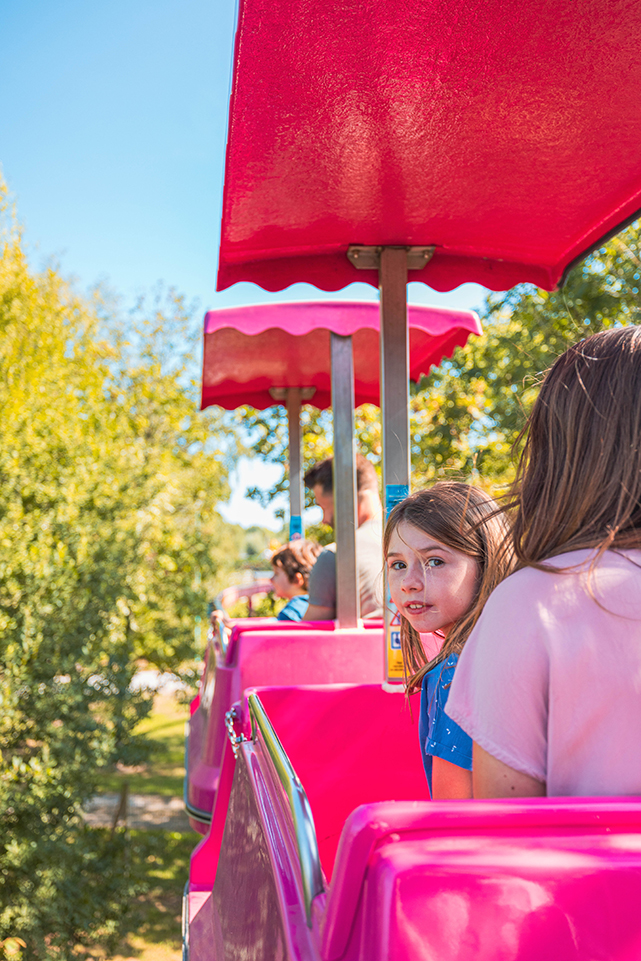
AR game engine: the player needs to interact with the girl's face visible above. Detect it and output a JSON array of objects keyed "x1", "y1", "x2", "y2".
[{"x1": 386, "y1": 520, "x2": 479, "y2": 636}]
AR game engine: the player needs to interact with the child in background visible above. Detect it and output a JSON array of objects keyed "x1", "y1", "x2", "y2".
[
  {"x1": 211, "y1": 539, "x2": 322, "y2": 629},
  {"x1": 271, "y1": 540, "x2": 323, "y2": 621},
  {"x1": 384, "y1": 483, "x2": 513, "y2": 799}
]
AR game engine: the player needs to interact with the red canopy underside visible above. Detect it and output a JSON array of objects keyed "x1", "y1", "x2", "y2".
[
  {"x1": 218, "y1": 0, "x2": 641, "y2": 294},
  {"x1": 201, "y1": 301, "x2": 481, "y2": 410}
]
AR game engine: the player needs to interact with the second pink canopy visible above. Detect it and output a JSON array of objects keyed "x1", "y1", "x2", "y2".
[{"x1": 201, "y1": 301, "x2": 481, "y2": 411}]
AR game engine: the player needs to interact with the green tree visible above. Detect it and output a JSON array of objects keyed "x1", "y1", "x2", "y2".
[
  {"x1": 0, "y1": 185, "x2": 240, "y2": 958},
  {"x1": 423, "y1": 221, "x2": 641, "y2": 486}
]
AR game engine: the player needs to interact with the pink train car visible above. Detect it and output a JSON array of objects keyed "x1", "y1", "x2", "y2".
[
  {"x1": 184, "y1": 618, "x2": 388, "y2": 833},
  {"x1": 185, "y1": 680, "x2": 641, "y2": 960}
]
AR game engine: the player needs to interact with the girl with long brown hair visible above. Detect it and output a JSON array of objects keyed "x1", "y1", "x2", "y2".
[
  {"x1": 384, "y1": 482, "x2": 513, "y2": 799},
  {"x1": 447, "y1": 326, "x2": 641, "y2": 798}
]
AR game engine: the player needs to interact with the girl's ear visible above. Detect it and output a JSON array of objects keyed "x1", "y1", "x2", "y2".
[{"x1": 294, "y1": 572, "x2": 305, "y2": 587}]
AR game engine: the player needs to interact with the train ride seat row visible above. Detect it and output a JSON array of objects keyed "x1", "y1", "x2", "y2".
[{"x1": 186, "y1": 681, "x2": 641, "y2": 961}]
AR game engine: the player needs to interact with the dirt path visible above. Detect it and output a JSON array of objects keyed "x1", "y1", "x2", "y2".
[{"x1": 83, "y1": 792, "x2": 192, "y2": 832}]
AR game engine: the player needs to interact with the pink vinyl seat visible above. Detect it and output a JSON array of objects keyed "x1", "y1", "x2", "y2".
[
  {"x1": 323, "y1": 797, "x2": 641, "y2": 961},
  {"x1": 187, "y1": 682, "x2": 429, "y2": 958},
  {"x1": 250, "y1": 684, "x2": 429, "y2": 877},
  {"x1": 185, "y1": 621, "x2": 387, "y2": 832}
]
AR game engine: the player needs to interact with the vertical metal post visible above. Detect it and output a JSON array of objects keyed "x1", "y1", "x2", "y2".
[
  {"x1": 379, "y1": 247, "x2": 410, "y2": 683},
  {"x1": 286, "y1": 388, "x2": 304, "y2": 540},
  {"x1": 330, "y1": 333, "x2": 359, "y2": 628}
]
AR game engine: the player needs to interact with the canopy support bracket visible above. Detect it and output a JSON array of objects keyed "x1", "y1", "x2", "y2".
[{"x1": 347, "y1": 245, "x2": 434, "y2": 271}]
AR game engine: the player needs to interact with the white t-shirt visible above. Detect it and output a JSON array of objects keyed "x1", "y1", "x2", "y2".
[{"x1": 446, "y1": 549, "x2": 641, "y2": 797}]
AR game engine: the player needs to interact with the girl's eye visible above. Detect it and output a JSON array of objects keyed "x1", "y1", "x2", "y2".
[
  {"x1": 425, "y1": 557, "x2": 444, "y2": 568},
  {"x1": 389, "y1": 560, "x2": 406, "y2": 571}
]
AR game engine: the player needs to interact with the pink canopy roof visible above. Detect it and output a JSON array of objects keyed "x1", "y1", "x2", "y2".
[
  {"x1": 201, "y1": 301, "x2": 481, "y2": 410},
  {"x1": 218, "y1": 0, "x2": 641, "y2": 294}
]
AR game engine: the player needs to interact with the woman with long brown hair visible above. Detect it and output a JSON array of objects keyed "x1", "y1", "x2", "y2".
[
  {"x1": 384, "y1": 482, "x2": 513, "y2": 799},
  {"x1": 447, "y1": 326, "x2": 641, "y2": 798}
]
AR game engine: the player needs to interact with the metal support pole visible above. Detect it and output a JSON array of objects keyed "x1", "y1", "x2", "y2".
[
  {"x1": 330, "y1": 333, "x2": 359, "y2": 628},
  {"x1": 379, "y1": 247, "x2": 410, "y2": 683},
  {"x1": 286, "y1": 389, "x2": 304, "y2": 540}
]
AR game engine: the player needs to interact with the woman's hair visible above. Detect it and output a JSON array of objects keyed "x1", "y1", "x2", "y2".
[
  {"x1": 512, "y1": 325, "x2": 641, "y2": 567},
  {"x1": 383, "y1": 482, "x2": 514, "y2": 693},
  {"x1": 271, "y1": 539, "x2": 323, "y2": 590}
]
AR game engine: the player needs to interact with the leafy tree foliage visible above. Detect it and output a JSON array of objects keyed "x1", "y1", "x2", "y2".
[
  {"x1": 427, "y1": 222, "x2": 641, "y2": 485},
  {"x1": 239, "y1": 222, "x2": 641, "y2": 504},
  {"x1": 0, "y1": 186, "x2": 239, "y2": 958}
]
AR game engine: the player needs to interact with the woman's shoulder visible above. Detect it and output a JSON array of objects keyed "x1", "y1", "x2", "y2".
[{"x1": 484, "y1": 548, "x2": 641, "y2": 618}]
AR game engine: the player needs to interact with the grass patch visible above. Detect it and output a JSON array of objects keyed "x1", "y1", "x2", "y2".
[{"x1": 96, "y1": 694, "x2": 191, "y2": 797}]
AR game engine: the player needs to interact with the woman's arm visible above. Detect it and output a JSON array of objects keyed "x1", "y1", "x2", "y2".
[
  {"x1": 431, "y1": 757, "x2": 473, "y2": 799},
  {"x1": 472, "y1": 743, "x2": 546, "y2": 798}
]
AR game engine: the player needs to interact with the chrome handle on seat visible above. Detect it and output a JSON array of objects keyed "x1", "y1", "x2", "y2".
[
  {"x1": 209, "y1": 617, "x2": 230, "y2": 657},
  {"x1": 224, "y1": 707, "x2": 247, "y2": 757},
  {"x1": 217, "y1": 620, "x2": 230, "y2": 657},
  {"x1": 247, "y1": 692, "x2": 324, "y2": 926}
]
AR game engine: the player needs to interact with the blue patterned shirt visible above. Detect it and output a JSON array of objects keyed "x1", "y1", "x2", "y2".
[
  {"x1": 418, "y1": 652, "x2": 473, "y2": 796},
  {"x1": 276, "y1": 594, "x2": 309, "y2": 621}
]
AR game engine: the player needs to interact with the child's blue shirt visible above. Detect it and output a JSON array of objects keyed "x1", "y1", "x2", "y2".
[
  {"x1": 418, "y1": 652, "x2": 473, "y2": 796},
  {"x1": 276, "y1": 594, "x2": 309, "y2": 621}
]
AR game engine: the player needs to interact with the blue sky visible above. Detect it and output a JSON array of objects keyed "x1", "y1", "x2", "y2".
[{"x1": 1, "y1": 0, "x2": 488, "y2": 528}]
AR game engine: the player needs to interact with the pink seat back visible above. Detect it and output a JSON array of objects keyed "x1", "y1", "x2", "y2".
[
  {"x1": 323, "y1": 797, "x2": 641, "y2": 961},
  {"x1": 235, "y1": 628, "x2": 383, "y2": 695},
  {"x1": 251, "y1": 684, "x2": 429, "y2": 877},
  {"x1": 186, "y1": 625, "x2": 391, "y2": 830}
]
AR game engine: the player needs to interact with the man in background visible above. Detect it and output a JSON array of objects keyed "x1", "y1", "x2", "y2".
[{"x1": 302, "y1": 454, "x2": 383, "y2": 620}]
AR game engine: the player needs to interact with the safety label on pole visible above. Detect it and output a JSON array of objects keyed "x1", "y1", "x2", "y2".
[
  {"x1": 384, "y1": 484, "x2": 409, "y2": 683},
  {"x1": 289, "y1": 515, "x2": 303, "y2": 541}
]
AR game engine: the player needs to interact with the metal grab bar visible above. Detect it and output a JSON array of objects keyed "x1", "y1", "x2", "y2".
[
  {"x1": 247, "y1": 693, "x2": 324, "y2": 926},
  {"x1": 199, "y1": 629, "x2": 219, "y2": 714},
  {"x1": 215, "y1": 619, "x2": 230, "y2": 658},
  {"x1": 206, "y1": 617, "x2": 230, "y2": 659},
  {"x1": 214, "y1": 579, "x2": 273, "y2": 617}
]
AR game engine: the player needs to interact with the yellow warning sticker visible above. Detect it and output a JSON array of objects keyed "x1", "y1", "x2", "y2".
[{"x1": 385, "y1": 601, "x2": 405, "y2": 682}]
